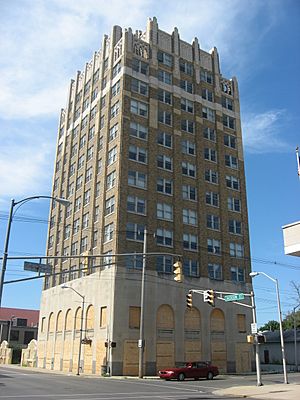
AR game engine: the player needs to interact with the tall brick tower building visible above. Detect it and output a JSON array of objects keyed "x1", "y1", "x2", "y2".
[{"x1": 38, "y1": 17, "x2": 253, "y2": 376}]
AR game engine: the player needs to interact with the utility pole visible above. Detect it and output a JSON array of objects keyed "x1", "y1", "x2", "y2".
[
  {"x1": 250, "y1": 291, "x2": 263, "y2": 386},
  {"x1": 138, "y1": 228, "x2": 147, "y2": 378},
  {"x1": 293, "y1": 304, "x2": 300, "y2": 371}
]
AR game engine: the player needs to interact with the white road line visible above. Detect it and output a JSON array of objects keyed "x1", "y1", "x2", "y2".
[{"x1": 113, "y1": 379, "x2": 203, "y2": 393}]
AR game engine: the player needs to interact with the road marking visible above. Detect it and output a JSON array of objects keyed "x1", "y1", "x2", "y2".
[
  {"x1": 0, "y1": 392, "x2": 205, "y2": 399},
  {"x1": 114, "y1": 378, "x2": 204, "y2": 392}
]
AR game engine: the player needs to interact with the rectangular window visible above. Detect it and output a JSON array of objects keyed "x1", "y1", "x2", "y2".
[
  {"x1": 131, "y1": 78, "x2": 148, "y2": 96},
  {"x1": 104, "y1": 222, "x2": 114, "y2": 243},
  {"x1": 208, "y1": 263, "x2": 222, "y2": 280},
  {"x1": 158, "y1": 69, "x2": 172, "y2": 85},
  {"x1": 126, "y1": 223, "x2": 145, "y2": 241},
  {"x1": 203, "y1": 127, "x2": 216, "y2": 142},
  {"x1": 182, "y1": 185, "x2": 197, "y2": 201},
  {"x1": 157, "y1": 155, "x2": 172, "y2": 171},
  {"x1": 105, "y1": 196, "x2": 115, "y2": 215},
  {"x1": 200, "y1": 69, "x2": 213, "y2": 84},
  {"x1": 224, "y1": 134, "x2": 237, "y2": 149},
  {"x1": 112, "y1": 61, "x2": 122, "y2": 78},
  {"x1": 231, "y1": 266, "x2": 245, "y2": 282},
  {"x1": 181, "y1": 140, "x2": 195, "y2": 155},
  {"x1": 109, "y1": 123, "x2": 118, "y2": 141},
  {"x1": 157, "y1": 203, "x2": 173, "y2": 221},
  {"x1": 110, "y1": 101, "x2": 119, "y2": 118},
  {"x1": 223, "y1": 114, "x2": 235, "y2": 129},
  {"x1": 204, "y1": 148, "x2": 217, "y2": 162},
  {"x1": 183, "y1": 209, "x2": 197, "y2": 226},
  {"x1": 75, "y1": 197, "x2": 81, "y2": 212},
  {"x1": 207, "y1": 238, "x2": 221, "y2": 255},
  {"x1": 207, "y1": 214, "x2": 220, "y2": 230},
  {"x1": 183, "y1": 233, "x2": 198, "y2": 251},
  {"x1": 182, "y1": 162, "x2": 196, "y2": 177},
  {"x1": 222, "y1": 96, "x2": 234, "y2": 111},
  {"x1": 90, "y1": 105, "x2": 97, "y2": 120},
  {"x1": 157, "y1": 51, "x2": 173, "y2": 67},
  {"x1": 85, "y1": 167, "x2": 93, "y2": 183},
  {"x1": 125, "y1": 254, "x2": 143, "y2": 270},
  {"x1": 156, "y1": 255, "x2": 173, "y2": 274},
  {"x1": 179, "y1": 60, "x2": 193, "y2": 75},
  {"x1": 127, "y1": 195, "x2": 146, "y2": 214},
  {"x1": 111, "y1": 80, "x2": 121, "y2": 97},
  {"x1": 228, "y1": 197, "x2": 241, "y2": 212},
  {"x1": 129, "y1": 306, "x2": 141, "y2": 329},
  {"x1": 237, "y1": 314, "x2": 246, "y2": 333},
  {"x1": 87, "y1": 146, "x2": 94, "y2": 161},
  {"x1": 202, "y1": 107, "x2": 215, "y2": 122},
  {"x1": 106, "y1": 171, "x2": 116, "y2": 190},
  {"x1": 80, "y1": 236, "x2": 88, "y2": 253},
  {"x1": 230, "y1": 243, "x2": 244, "y2": 258},
  {"x1": 157, "y1": 132, "x2": 172, "y2": 148},
  {"x1": 130, "y1": 99, "x2": 148, "y2": 117},
  {"x1": 226, "y1": 175, "x2": 240, "y2": 190},
  {"x1": 107, "y1": 146, "x2": 117, "y2": 165},
  {"x1": 225, "y1": 154, "x2": 238, "y2": 169},
  {"x1": 157, "y1": 178, "x2": 173, "y2": 195},
  {"x1": 183, "y1": 259, "x2": 199, "y2": 277},
  {"x1": 130, "y1": 122, "x2": 148, "y2": 140},
  {"x1": 129, "y1": 145, "x2": 147, "y2": 164},
  {"x1": 202, "y1": 88, "x2": 213, "y2": 102},
  {"x1": 181, "y1": 119, "x2": 194, "y2": 133},
  {"x1": 181, "y1": 98, "x2": 194, "y2": 113},
  {"x1": 83, "y1": 189, "x2": 91, "y2": 206},
  {"x1": 158, "y1": 89, "x2": 172, "y2": 104},
  {"x1": 158, "y1": 110, "x2": 172, "y2": 126},
  {"x1": 71, "y1": 241, "x2": 78, "y2": 255},
  {"x1": 88, "y1": 126, "x2": 95, "y2": 140},
  {"x1": 229, "y1": 220, "x2": 242, "y2": 235},
  {"x1": 180, "y1": 79, "x2": 193, "y2": 93},
  {"x1": 132, "y1": 58, "x2": 148, "y2": 75},
  {"x1": 206, "y1": 191, "x2": 219, "y2": 207},
  {"x1": 156, "y1": 228, "x2": 173, "y2": 247},
  {"x1": 128, "y1": 170, "x2": 147, "y2": 189}
]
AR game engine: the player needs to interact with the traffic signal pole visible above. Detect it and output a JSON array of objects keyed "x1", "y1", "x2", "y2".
[
  {"x1": 138, "y1": 228, "x2": 147, "y2": 378},
  {"x1": 251, "y1": 291, "x2": 263, "y2": 386}
]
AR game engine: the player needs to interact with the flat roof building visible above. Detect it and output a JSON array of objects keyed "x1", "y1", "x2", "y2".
[{"x1": 38, "y1": 17, "x2": 253, "y2": 376}]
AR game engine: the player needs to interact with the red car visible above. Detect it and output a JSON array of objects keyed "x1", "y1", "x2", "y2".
[{"x1": 158, "y1": 361, "x2": 219, "y2": 381}]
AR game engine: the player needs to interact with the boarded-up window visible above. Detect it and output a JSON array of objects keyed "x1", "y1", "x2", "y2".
[
  {"x1": 86, "y1": 305, "x2": 94, "y2": 330},
  {"x1": 100, "y1": 306, "x2": 107, "y2": 328},
  {"x1": 129, "y1": 306, "x2": 140, "y2": 329},
  {"x1": 48, "y1": 312, "x2": 54, "y2": 333},
  {"x1": 65, "y1": 309, "x2": 72, "y2": 331},
  {"x1": 237, "y1": 314, "x2": 246, "y2": 332},
  {"x1": 157, "y1": 304, "x2": 174, "y2": 329},
  {"x1": 75, "y1": 307, "x2": 82, "y2": 330},
  {"x1": 210, "y1": 309, "x2": 225, "y2": 332},
  {"x1": 56, "y1": 311, "x2": 63, "y2": 332}
]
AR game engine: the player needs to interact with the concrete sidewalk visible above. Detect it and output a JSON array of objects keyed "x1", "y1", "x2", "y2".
[{"x1": 214, "y1": 383, "x2": 300, "y2": 399}]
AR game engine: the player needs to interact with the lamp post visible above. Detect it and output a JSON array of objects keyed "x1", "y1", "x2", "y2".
[
  {"x1": 0, "y1": 195, "x2": 70, "y2": 307},
  {"x1": 138, "y1": 228, "x2": 147, "y2": 379},
  {"x1": 250, "y1": 291, "x2": 263, "y2": 386},
  {"x1": 293, "y1": 303, "x2": 300, "y2": 371},
  {"x1": 250, "y1": 271, "x2": 288, "y2": 384},
  {"x1": 62, "y1": 285, "x2": 85, "y2": 375}
]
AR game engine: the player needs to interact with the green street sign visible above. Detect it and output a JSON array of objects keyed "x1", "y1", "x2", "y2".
[{"x1": 224, "y1": 293, "x2": 245, "y2": 302}]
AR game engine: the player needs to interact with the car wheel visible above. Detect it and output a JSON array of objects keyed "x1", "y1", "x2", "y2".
[
  {"x1": 178, "y1": 372, "x2": 185, "y2": 381},
  {"x1": 207, "y1": 371, "x2": 214, "y2": 380},
  {"x1": 194, "y1": 377, "x2": 199, "y2": 380}
]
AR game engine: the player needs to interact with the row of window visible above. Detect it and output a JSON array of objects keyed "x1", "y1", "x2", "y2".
[{"x1": 130, "y1": 98, "x2": 235, "y2": 129}]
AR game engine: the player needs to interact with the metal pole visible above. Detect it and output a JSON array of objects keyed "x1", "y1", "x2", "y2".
[
  {"x1": 294, "y1": 304, "x2": 300, "y2": 371},
  {"x1": 275, "y1": 279, "x2": 288, "y2": 384},
  {"x1": 251, "y1": 291, "x2": 263, "y2": 386},
  {"x1": 0, "y1": 199, "x2": 15, "y2": 307},
  {"x1": 77, "y1": 296, "x2": 85, "y2": 375},
  {"x1": 138, "y1": 228, "x2": 147, "y2": 378}
]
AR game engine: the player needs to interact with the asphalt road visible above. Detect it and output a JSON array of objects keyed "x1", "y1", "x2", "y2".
[{"x1": 0, "y1": 366, "x2": 299, "y2": 400}]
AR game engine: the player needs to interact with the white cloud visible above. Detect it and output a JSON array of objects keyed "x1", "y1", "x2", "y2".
[{"x1": 242, "y1": 110, "x2": 289, "y2": 153}]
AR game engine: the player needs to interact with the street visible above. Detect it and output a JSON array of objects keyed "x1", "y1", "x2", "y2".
[{"x1": 1, "y1": 366, "x2": 299, "y2": 400}]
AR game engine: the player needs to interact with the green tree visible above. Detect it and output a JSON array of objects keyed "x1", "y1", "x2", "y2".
[{"x1": 259, "y1": 320, "x2": 280, "y2": 332}]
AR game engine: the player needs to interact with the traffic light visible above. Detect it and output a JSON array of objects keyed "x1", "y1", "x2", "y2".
[
  {"x1": 173, "y1": 260, "x2": 183, "y2": 283},
  {"x1": 186, "y1": 291, "x2": 193, "y2": 309},
  {"x1": 82, "y1": 251, "x2": 90, "y2": 274},
  {"x1": 203, "y1": 289, "x2": 215, "y2": 306}
]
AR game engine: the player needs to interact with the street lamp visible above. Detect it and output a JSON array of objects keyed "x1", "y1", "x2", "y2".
[
  {"x1": 0, "y1": 195, "x2": 70, "y2": 307},
  {"x1": 61, "y1": 285, "x2": 85, "y2": 376},
  {"x1": 250, "y1": 271, "x2": 288, "y2": 384},
  {"x1": 293, "y1": 303, "x2": 300, "y2": 371}
]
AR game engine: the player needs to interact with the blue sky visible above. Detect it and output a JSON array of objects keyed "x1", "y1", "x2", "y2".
[{"x1": 0, "y1": 0, "x2": 299, "y2": 327}]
